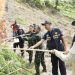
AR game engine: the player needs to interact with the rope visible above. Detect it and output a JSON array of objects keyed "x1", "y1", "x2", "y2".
[
  {"x1": 2, "y1": 48, "x2": 54, "y2": 53},
  {"x1": 21, "y1": 67, "x2": 33, "y2": 74},
  {"x1": 4, "y1": 33, "x2": 29, "y2": 42}
]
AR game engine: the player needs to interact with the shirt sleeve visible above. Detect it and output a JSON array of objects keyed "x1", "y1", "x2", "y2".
[
  {"x1": 42, "y1": 33, "x2": 47, "y2": 40},
  {"x1": 58, "y1": 29, "x2": 63, "y2": 37}
]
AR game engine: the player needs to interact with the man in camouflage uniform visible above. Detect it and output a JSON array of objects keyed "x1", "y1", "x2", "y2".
[{"x1": 33, "y1": 25, "x2": 47, "y2": 75}]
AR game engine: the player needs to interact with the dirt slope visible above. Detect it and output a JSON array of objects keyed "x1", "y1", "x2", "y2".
[
  {"x1": 2, "y1": 0, "x2": 75, "y2": 75},
  {"x1": 0, "y1": 0, "x2": 5, "y2": 18}
]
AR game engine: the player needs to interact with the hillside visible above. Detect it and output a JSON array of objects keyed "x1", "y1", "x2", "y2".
[
  {"x1": 0, "y1": 0, "x2": 75, "y2": 75},
  {"x1": 5, "y1": 0, "x2": 74, "y2": 44}
]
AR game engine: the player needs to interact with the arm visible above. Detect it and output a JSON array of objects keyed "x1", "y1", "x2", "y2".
[
  {"x1": 30, "y1": 39, "x2": 44, "y2": 49},
  {"x1": 61, "y1": 36, "x2": 67, "y2": 51},
  {"x1": 30, "y1": 32, "x2": 47, "y2": 49},
  {"x1": 61, "y1": 36, "x2": 69, "y2": 54},
  {"x1": 58, "y1": 29, "x2": 68, "y2": 53}
]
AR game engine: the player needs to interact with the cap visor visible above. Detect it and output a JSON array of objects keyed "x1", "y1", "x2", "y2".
[
  {"x1": 72, "y1": 21, "x2": 75, "y2": 26},
  {"x1": 41, "y1": 23, "x2": 45, "y2": 26}
]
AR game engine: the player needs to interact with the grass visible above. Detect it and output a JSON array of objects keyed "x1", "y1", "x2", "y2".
[
  {"x1": 58, "y1": 3, "x2": 75, "y2": 19},
  {"x1": 15, "y1": 16, "x2": 28, "y2": 26},
  {"x1": 15, "y1": 0, "x2": 75, "y2": 19},
  {"x1": 0, "y1": 44, "x2": 35, "y2": 75},
  {"x1": 61, "y1": 10, "x2": 75, "y2": 19}
]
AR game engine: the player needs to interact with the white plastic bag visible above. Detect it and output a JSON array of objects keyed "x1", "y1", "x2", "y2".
[
  {"x1": 54, "y1": 42, "x2": 75, "y2": 62},
  {"x1": 13, "y1": 38, "x2": 19, "y2": 43},
  {"x1": 70, "y1": 42, "x2": 75, "y2": 54},
  {"x1": 54, "y1": 50, "x2": 71, "y2": 61}
]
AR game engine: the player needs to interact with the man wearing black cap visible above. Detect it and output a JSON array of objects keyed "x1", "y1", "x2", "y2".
[
  {"x1": 30, "y1": 20, "x2": 68, "y2": 75},
  {"x1": 71, "y1": 21, "x2": 75, "y2": 47}
]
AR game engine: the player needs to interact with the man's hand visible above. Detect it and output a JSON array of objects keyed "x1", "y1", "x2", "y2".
[
  {"x1": 29, "y1": 39, "x2": 44, "y2": 49},
  {"x1": 49, "y1": 50, "x2": 55, "y2": 54},
  {"x1": 29, "y1": 46, "x2": 35, "y2": 49},
  {"x1": 63, "y1": 50, "x2": 69, "y2": 54}
]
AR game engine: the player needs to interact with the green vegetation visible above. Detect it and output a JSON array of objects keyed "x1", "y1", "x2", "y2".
[
  {"x1": 1, "y1": 0, "x2": 74, "y2": 75},
  {"x1": 58, "y1": 2, "x2": 75, "y2": 19},
  {"x1": 16, "y1": 0, "x2": 75, "y2": 19},
  {"x1": 0, "y1": 45, "x2": 35, "y2": 75},
  {"x1": 15, "y1": 16, "x2": 28, "y2": 25}
]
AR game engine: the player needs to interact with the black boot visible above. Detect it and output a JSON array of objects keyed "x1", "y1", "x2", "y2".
[
  {"x1": 21, "y1": 50, "x2": 24, "y2": 57},
  {"x1": 42, "y1": 69, "x2": 47, "y2": 72},
  {"x1": 29, "y1": 61, "x2": 32, "y2": 64},
  {"x1": 14, "y1": 49, "x2": 16, "y2": 52},
  {"x1": 35, "y1": 72, "x2": 40, "y2": 75}
]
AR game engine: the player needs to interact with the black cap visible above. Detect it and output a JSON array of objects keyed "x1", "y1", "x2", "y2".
[
  {"x1": 72, "y1": 21, "x2": 75, "y2": 26},
  {"x1": 29, "y1": 25, "x2": 34, "y2": 29},
  {"x1": 41, "y1": 20, "x2": 52, "y2": 26},
  {"x1": 34, "y1": 25, "x2": 41, "y2": 31},
  {"x1": 33, "y1": 24, "x2": 36, "y2": 28}
]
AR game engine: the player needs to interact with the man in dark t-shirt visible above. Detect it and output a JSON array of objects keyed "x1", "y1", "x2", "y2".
[
  {"x1": 71, "y1": 21, "x2": 75, "y2": 47},
  {"x1": 43, "y1": 28, "x2": 64, "y2": 51},
  {"x1": 30, "y1": 20, "x2": 68, "y2": 75}
]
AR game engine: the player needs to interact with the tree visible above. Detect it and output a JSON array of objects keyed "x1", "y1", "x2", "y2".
[{"x1": 55, "y1": 0, "x2": 59, "y2": 9}]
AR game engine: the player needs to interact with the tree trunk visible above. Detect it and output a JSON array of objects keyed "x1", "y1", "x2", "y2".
[
  {"x1": 55, "y1": 0, "x2": 59, "y2": 9},
  {"x1": 0, "y1": 0, "x2": 5, "y2": 18}
]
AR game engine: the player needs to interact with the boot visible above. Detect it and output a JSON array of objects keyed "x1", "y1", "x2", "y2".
[
  {"x1": 21, "y1": 50, "x2": 24, "y2": 57},
  {"x1": 35, "y1": 72, "x2": 40, "y2": 75},
  {"x1": 42, "y1": 69, "x2": 47, "y2": 72}
]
